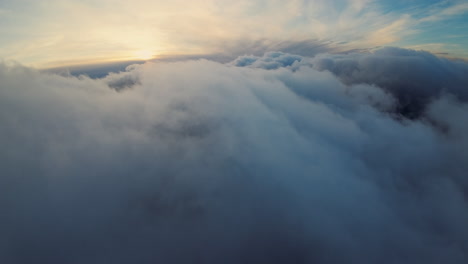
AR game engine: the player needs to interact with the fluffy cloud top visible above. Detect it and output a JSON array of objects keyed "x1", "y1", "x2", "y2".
[
  {"x1": 312, "y1": 48, "x2": 468, "y2": 118},
  {"x1": 0, "y1": 48, "x2": 468, "y2": 263}
]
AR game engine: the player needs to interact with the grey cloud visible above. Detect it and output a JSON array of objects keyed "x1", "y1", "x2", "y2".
[
  {"x1": 0, "y1": 50, "x2": 468, "y2": 263},
  {"x1": 311, "y1": 47, "x2": 468, "y2": 118},
  {"x1": 231, "y1": 52, "x2": 304, "y2": 69},
  {"x1": 103, "y1": 64, "x2": 142, "y2": 91},
  {"x1": 44, "y1": 60, "x2": 146, "y2": 79}
]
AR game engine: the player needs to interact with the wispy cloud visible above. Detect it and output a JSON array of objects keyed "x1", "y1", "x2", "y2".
[
  {"x1": 419, "y1": 2, "x2": 468, "y2": 22},
  {"x1": 0, "y1": 0, "x2": 467, "y2": 66}
]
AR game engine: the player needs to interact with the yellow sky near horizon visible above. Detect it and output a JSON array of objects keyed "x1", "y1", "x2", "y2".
[{"x1": 1, "y1": 0, "x2": 467, "y2": 68}]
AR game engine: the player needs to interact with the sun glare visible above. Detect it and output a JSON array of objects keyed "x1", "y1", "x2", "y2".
[{"x1": 135, "y1": 50, "x2": 154, "y2": 60}]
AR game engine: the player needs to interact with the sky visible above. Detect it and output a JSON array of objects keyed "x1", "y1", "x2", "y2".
[{"x1": 0, "y1": 0, "x2": 468, "y2": 67}]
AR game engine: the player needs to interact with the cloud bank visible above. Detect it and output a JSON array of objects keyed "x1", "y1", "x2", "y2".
[{"x1": 1, "y1": 48, "x2": 468, "y2": 263}]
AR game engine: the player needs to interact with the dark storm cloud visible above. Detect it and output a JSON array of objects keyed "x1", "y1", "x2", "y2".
[{"x1": 1, "y1": 49, "x2": 468, "y2": 263}]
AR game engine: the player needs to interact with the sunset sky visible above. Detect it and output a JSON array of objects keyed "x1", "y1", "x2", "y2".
[{"x1": 1, "y1": 0, "x2": 467, "y2": 67}]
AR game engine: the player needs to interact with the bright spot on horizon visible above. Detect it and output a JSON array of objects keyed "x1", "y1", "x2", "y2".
[{"x1": 134, "y1": 50, "x2": 155, "y2": 60}]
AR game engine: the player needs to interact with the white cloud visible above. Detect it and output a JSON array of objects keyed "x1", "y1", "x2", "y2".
[{"x1": 1, "y1": 48, "x2": 468, "y2": 263}]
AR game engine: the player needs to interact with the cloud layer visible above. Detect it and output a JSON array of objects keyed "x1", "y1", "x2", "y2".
[{"x1": 1, "y1": 48, "x2": 468, "y2": 263}]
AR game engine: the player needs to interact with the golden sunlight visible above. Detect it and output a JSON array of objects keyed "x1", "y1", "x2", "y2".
[{"x1": 134, "y1": 49, "x2": 155, "y2": 60}]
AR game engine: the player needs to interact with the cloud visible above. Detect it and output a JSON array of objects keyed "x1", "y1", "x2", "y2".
[
  {"x1": 231, "y1": 52, "x2": 304, "y2": 69},
  {"x1": 419, "y1": 2, "x2": 468, "y2": 23},
  {"x1": 1, "y1": 48, "x2": 468, "y2": 263},
  {"x1": 102, "y1": 64, "x2": 141, "y2": 91},
  {"x1": 310, "y1": 47, "x2": 468, "y2": 118}
]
